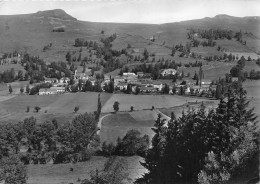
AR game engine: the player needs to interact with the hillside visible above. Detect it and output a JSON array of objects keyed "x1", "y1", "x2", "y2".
[{"x1": 0, "y1": 9, "x2": 259, "y2": 63}]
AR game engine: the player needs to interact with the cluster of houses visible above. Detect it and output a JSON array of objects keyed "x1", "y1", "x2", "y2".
[{"x1": 38, "y1": 68, "x2": 217, "y2": 97}]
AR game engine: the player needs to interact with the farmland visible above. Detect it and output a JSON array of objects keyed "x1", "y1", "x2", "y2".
[
  {"x1": 0, "y1": 92, "x2": 112, "y2": 124},
  {"x1": 101, "y1": 94, "x2": 210, "y2": 113}
]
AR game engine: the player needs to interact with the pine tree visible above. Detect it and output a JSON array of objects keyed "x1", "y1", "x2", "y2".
[{"x1": 136, "y1": 114, "x2": 167, "y2": 183}]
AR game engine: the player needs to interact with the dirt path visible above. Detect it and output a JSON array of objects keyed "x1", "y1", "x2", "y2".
[{"x1": 96, "y1": 114, "x2": 111, "y2": 135}]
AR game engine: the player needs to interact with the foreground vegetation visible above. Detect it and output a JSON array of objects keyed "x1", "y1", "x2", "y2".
[{"x1": 136, "y1": 82, "x2": 259, "y2": 184}]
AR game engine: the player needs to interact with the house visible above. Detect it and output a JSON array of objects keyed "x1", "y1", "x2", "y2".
[
  {"x1": 59, "y1": 77, "x2": 70, "y2": 84},
  {"x1": 50, "y1": 87, "x2": 65, "y2": 93},
  {"x1": 117, "y1": 83, "x2": 128, "y2": 90},
  {"x1": 140, "y1": 86, "x2": 157, "y2": 93},
  {"x1": 114, "y1": 76, "x2": 125, "y2": 84},
  {"x1": 39, "y1": 88, "x2": 57, "y2": 95},
  {"x1": 123, "y1": 72, "x2": 137, "y2": 77},
  {"x1": 152, "y1": 81, "x2": 163, "y2": 91},
  {"x1": 74, "y1": 70, "x2": 88, "y2": 80},
  {"x1": 88, "y1": 77, "x2": 96, "y2": 86},
  {"x1": 133, "y1": 48, "x2": 140, "y2": 53},
  {"x1": 126, "y1": 76, "x2": 138, "y2": 83},
  {"x1": 231, "y1": 77, "x2": 239, "y2": 82},
  {"x1": 185, "y1": 87, "x2": 191, "y2": 95},
  {"x1": 44, "y1": 77, "x2": 58, "y2": 84},
  {"x1": 104, "y1": 75, "x2": 110, "y2": 82},
  {"x1": 200, "y1": 79, "x2": 212, "y2": 85},
  {"x1": 137, "y1": 72, "x2": 144, "y2": 77},
  {"x1": 161, "y1": 69, "x2": 177, "y2": 76}
]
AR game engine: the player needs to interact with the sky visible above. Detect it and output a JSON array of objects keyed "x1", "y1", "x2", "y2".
[{"x1": 0, "y1": 0, "x2": 259, "y2": 24}]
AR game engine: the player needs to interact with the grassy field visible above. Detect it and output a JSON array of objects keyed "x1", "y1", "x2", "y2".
[
  {"x1": 0, "y1": 92, "x2": 112, "y2": 124},
  {"x1": 243, "y1": 80, "x2": 260, "y2": 124},
  {"x1": 102, "y1": 94, "x2": 209, "y2": 113},
  {"x1": 27, "y1": 156, "x2": 147, "y2": 184},
  {"x1": 100, "y1": 111, "x2": 156, "y2": 145}
]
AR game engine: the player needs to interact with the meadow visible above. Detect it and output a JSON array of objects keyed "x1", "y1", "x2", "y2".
[
  {"x1": 100, "y1": 111, "x2": 156, "y2": 145},
  {"x1": 101, "y1": 93, "x2": 208, "y2": 113},
  {"x1": 27, "y1": 156, "x2": 146, "y2": 184},
  {"x1": 0, "y1": 92, "x2": 112, "y2": 124}
]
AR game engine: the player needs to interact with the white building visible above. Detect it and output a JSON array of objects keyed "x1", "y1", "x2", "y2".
[
  {"x1": 161, "y1": 69, "x2": 177, "y2": 76},
  {"x1": 39, "y1": 87, "x2": 65, "y2": 95},
  {"x1": 123, "y1": 72, "x2": 137, "y2": 77}
]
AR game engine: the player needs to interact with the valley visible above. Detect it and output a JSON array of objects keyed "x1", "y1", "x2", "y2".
[{"x1": 0, "y1": 8, "x2": 259, "y2": 184}]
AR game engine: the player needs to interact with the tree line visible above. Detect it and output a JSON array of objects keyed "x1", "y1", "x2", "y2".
[{"x1": 136, "y1": 82, "x2": 259, "y2": 184}]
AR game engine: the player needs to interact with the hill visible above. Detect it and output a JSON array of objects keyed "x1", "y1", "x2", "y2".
[{"x1": 0, "y1": 9, "x2": 259, "y2": 63}]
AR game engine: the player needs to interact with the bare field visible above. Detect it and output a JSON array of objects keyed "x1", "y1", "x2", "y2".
[{"x1": 101, "y1": 94, "x2": 208, "y2": 113}]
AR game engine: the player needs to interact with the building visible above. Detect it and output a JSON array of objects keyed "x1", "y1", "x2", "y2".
[
  {"x1": 44, "y1": 77, "x2": 58, "y2": 84},
  {"x1": 123, "y1": 72, "x2": 137, "y2": 77},
  {"x1": 132, "y1": 48, "x2": 140, "y2": 53},
  {"x1": 74, "y1": 70, "x2": 88, "y2": 80},
  {"x1": 114, "y1": 76, "x2": 125, "y2": 84},
  {"x1": 117, "y1": 83, "x2": 128, "y2": 90},
  {"x1": 140, "y1": 86, "x2": 157, "y2": 93},
  {"x1": 39, "y1": 87, "x2": 65, "y2": 95},
  {"x1": 104, "y1": 75, "x2": 110, "y2": 83},
  {"x1": 137, "y1": 72, "x2": 144, "y2": 77},
  {"x1": 59, "y1": 77, "x2": 70, "y2": 84},
  {"x1": 200, "y1": 79, "x2": 212, "y2": 85},
  {"x1": 152, "y1": 81, "x2": 163, "y2": 91},
  {"x1": 231, "y1": 77, "x2": 239, "y2": 82},
  {"x1": 161, "y1": 69, "x2": 177, "y2": 76}
]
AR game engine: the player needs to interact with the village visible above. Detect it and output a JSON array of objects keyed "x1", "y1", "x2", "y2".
[{"x1": 38, "y1": 67, "x2": 220, "y2": 98}]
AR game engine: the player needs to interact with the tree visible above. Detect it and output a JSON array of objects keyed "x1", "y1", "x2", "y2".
[
  {"x1": 74, "y1": 106, "x2": 79, "y2": 113},
  {"x1": 34, "y1": 106, "x2": 41, "y2": 113},
  {"x1": 97, "y1": 93, "x2": 102, "y2": 119},
  {"x1": 136, "y1": 114, "x2": 167, "y2": 183},
  {"x1": 20, "y1": 86, "x2": 24, "y2": 94},
  {"x1": 113, "y1": 101, "x2": 119, "y2": 112},
  {"x1": 137, "y1": 86, "x2": 259, "y2": 184},
  {"x1": 126, "y1": 84, "x2": 132, "y2": 94},
  {"x1": 81, "y1": 157, "x2": 129, "y2": 184},
  {"x1": 17, "y1": 70, "x2": 23, "y2": 81},
  {"x1": 9, "y1": 85, "x2": 13, "y2": 94},
  {"x1": 26, "y1": 106, "x2": 30, "y2": 113},
  {"x1": 114, "y1": 129, "x2": 149, "y2": 156},
  {"x1": 130, "y1": 106, "x2": 134, "y2": 112},
  {"x1": 230, "y1": 66, "x2": 241, "y2": 77},
  {"x1": 26, "y1": 84, "x2": 30, "y2": 94},
  {"x1": 215, "y1": 84, "x2": 222, "y2": 99},
  {"x1": 171, "y1": 47, "x2": 176, "y2": 57},
  {"x1": 0, "y1": 155, "x2": 27, "y2": 184},
  {"x1": 143, "y1": 48, "x2": 149, "y2": 61}
]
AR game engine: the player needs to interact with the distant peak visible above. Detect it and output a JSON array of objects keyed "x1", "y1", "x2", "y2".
[
  {"x1": 214, "y1": 14, "x2": 235, "y2": 19},
  {"x1": 35, "y1": 9, "x2": 77, "y2": 21}
]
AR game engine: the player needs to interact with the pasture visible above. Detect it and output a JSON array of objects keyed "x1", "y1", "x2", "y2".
[
  {"x1": 243, "y1": 80, "x2": 260, "y2": 124},
  {"x1": 0, "y1": 92, "x2": 112, "y2": 124},
  {"x1": 101, "y1": 93, "x2": 208, "y2": 113},
  {"x1": 27, "y1": 156, "x2": 146, "y2": 184},
  {"x1": 100, "y1": 111, "x2": 157, "y2": 145}
]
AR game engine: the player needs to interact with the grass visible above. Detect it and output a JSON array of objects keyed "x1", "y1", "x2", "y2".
[
  {"x1": 0, "y1": 92, "x2": 112, "y2": 124},
  {"x1": 27, "y1": 156, "x2": 146, "y2": 184},
  {"x1": 101, "y1": 94, "x2": 208, "y2": 113},
  {"x1": 100, "y1": 111, "x2": 156, "y2": 145},
  {"x1": 243, "y1": 80, "x2": 260, "y2": 124}
]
